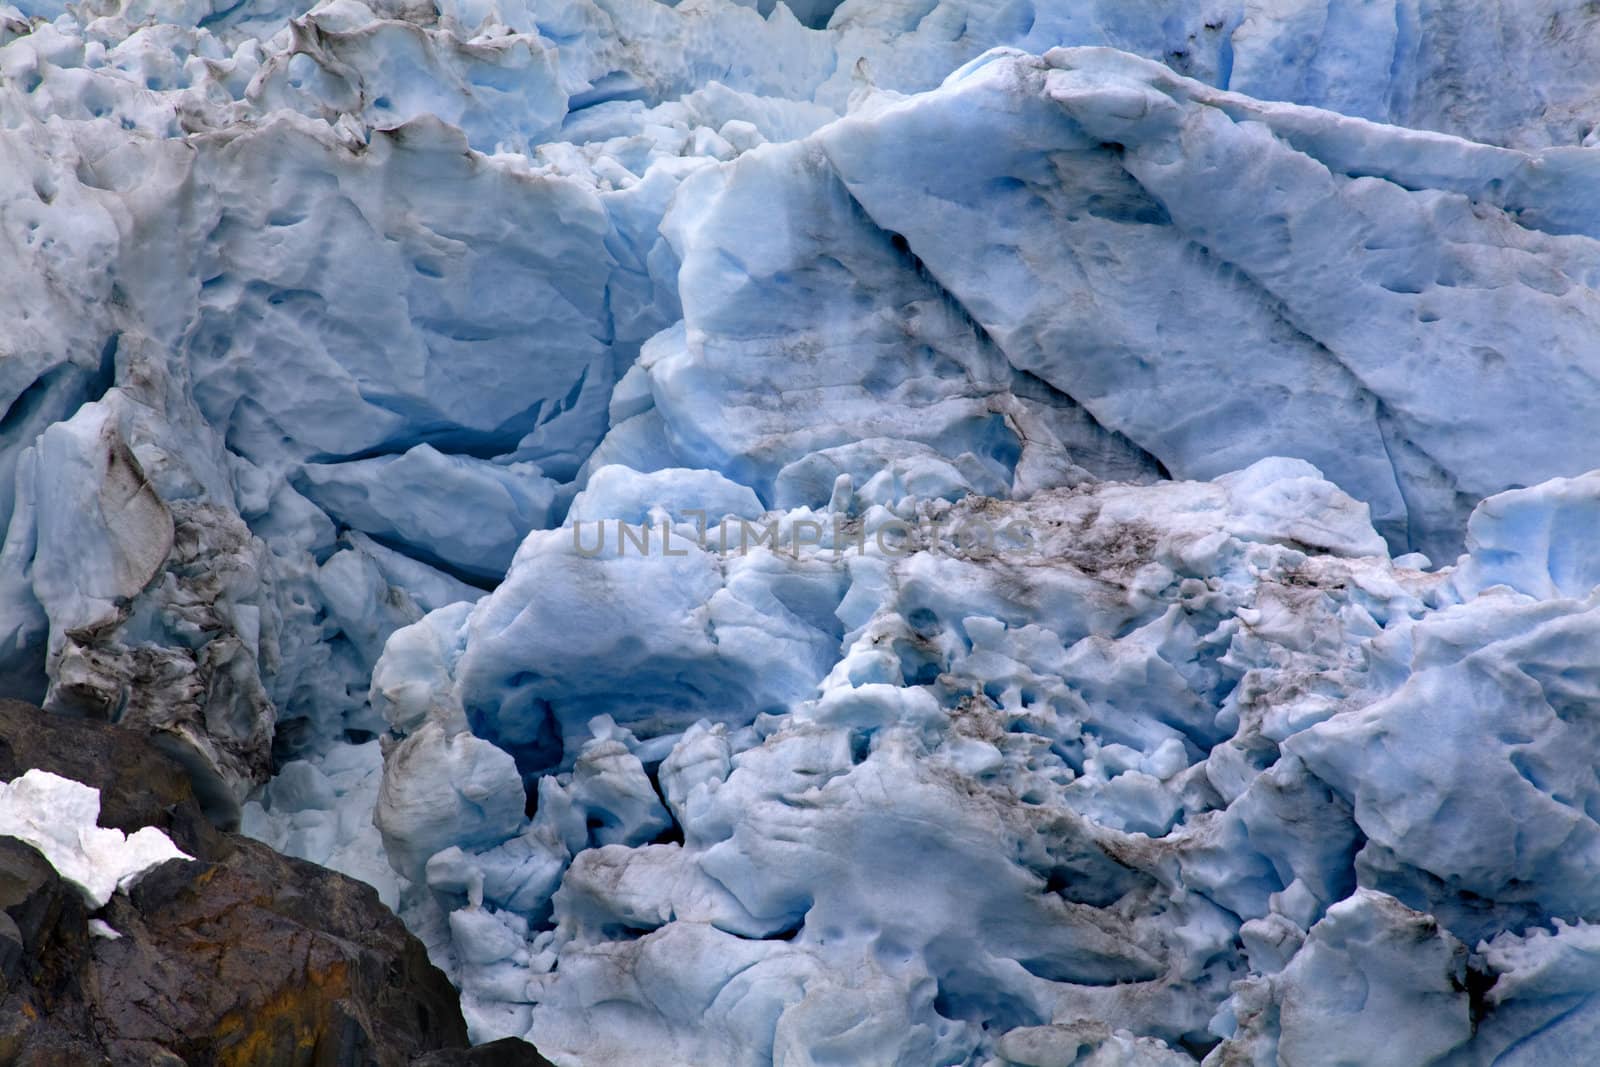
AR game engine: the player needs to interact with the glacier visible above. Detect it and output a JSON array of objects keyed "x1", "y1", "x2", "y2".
[{"x1": 3, "y1": 0, "x2": 1600, "y2": 1062}]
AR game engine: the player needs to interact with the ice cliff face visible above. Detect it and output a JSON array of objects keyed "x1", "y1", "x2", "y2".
[{"x1": 4, "y1": 0, "x2": 1600, "y2": 1062}]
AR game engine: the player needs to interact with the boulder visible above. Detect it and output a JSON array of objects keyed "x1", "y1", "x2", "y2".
[{"x1": 0, "y1": 701, "x2": 554, "y2": 1065}]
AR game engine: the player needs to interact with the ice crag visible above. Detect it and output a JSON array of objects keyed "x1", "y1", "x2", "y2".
[
  {"x1": 4, "y1": 0, "x2": 1600, "y2": 1062},
  {"x1": 373, "y1": 462, "x2": 1600, "y2": 1065}
]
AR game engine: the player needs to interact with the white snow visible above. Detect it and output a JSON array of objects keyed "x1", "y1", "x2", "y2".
[{"x1": 0, "y1": 770, "x2": 192, "y2": 909}]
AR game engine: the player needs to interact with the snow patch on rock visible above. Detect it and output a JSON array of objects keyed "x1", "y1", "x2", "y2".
[{"x1": 0, "y1": 769, "x2": 192, "y2": 909}]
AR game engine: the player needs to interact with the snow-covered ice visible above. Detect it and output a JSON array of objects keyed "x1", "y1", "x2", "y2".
[
  {"x1": 0, "y1": 769, "x2": 192, "y2": 909},
  {"x1": 4, "y1": 0, "x2": 1600, "y2": 1061}
]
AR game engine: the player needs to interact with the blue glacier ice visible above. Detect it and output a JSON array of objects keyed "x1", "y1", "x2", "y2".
[{"x1": 3, "y1": 0, "x2": 1600, "y2": 1062}]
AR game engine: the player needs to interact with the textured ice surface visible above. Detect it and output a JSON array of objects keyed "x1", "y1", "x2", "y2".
[
  {"x1": 4, "y1": 0, "x2": 1600, "y2": 1062},
  {"x1": 362, "y1": 460, "x2": 1600, "y2": 1063},
  {"x1": 0, "y1": 769, "x2": 192, "y2": 908}
]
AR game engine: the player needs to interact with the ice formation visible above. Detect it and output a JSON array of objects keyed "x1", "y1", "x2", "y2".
[
  {"x1": 0, "y1": 769, "x2": 192, "y2": 908},
  {"x1": 4, "y1": 0, "x2": 1600, "y2": 1062}
]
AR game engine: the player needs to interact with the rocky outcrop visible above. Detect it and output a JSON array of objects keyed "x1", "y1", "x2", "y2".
[
  {"x1": 0, "y1": 700, "x2": 552, "y2": 1066},
  {"x1": 0, "y1": 700, "x2": 221, "y2": 859},
  {"x1": 413, "y1": 1041, "x2": 558, "y2": 1067}
]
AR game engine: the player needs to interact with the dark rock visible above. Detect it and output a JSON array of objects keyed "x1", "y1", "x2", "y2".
[
  {"x1": 0, "y1": 837, "x2": 82, "y2": 968},
  {"x1": 0, "y1": 837, "x2": 100, "y2": 1066},
  {"x1": 411, "y1": 1038, "x2": 560, "y2": 1066},
  {"x1": 0, "y1": 701, "x2": 563, "y2": 1066},
  {"x1": 0, "y1": 699, "x2": 221, "y2": 856},
  {"x1": 83, "y1": 838, "x2": 469, "y2": 1065}
]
